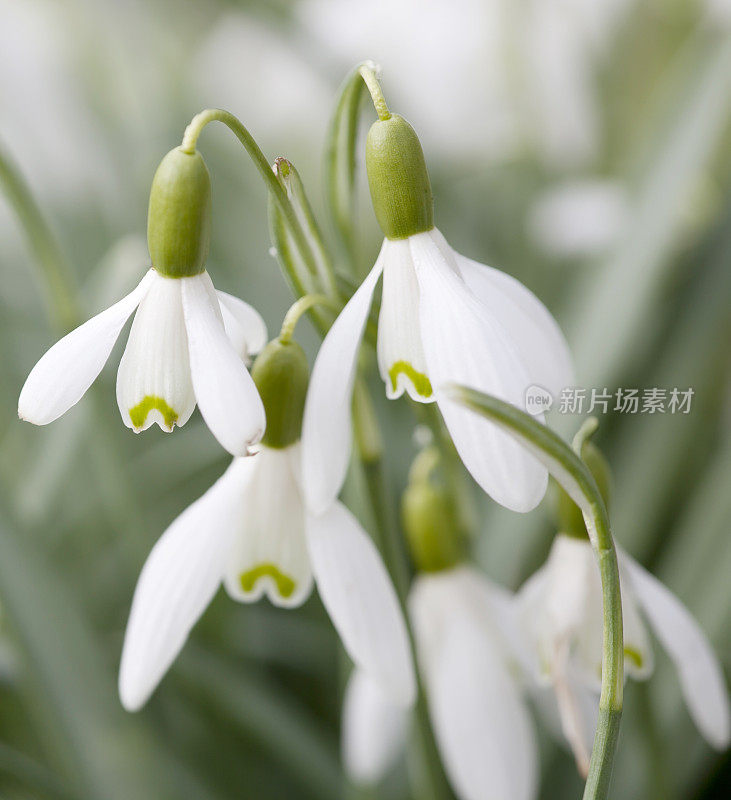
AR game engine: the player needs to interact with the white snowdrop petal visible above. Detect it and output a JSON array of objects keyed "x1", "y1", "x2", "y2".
[
  {"x1": 119, "y1": 457, "x2": 256, "y2": 711},
  {"x1": 116, "y1": 272, "x2": 196, "y2": 432},
  {"x1": 623, "y1": 552, "x2": 731, "y2": 749},
  {"x1": 410, "y1": 230, "x2": 548, "y2": 512},
  {"x1": 183, "y1": 272, "x2": 265, "y2": 456},
  {"x1": 301, "y1": 255, "x2": 383, "y2": 514},
  {"x1": 217, "y1": 289, "x2": 268, "y2": 361},
  {"x1": 446, "y1": 237, "x2": 574, "y2": 398},
  {"x1": 18, "y1": 270, "x2": 155, "y2": 425},
  {"x1": 342, "y1": 669, "x2": 408, "y2": 785},
  {"x1": 376, "y1": 238, "x2": 431, "y2": 401},
  {"x1": 425, "y1": 615, "x2": 538, "y2": 800},
  {"x1": 306, "y1": 500, "x2": 415, "y2": 705},
  {"x1": 223, "y1": 445, "x2": 313, "y2": 608}
]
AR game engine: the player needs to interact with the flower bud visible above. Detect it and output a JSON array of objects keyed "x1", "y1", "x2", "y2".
[
  {"x1": 147, "y1": 147, "x2": 211, "y2": 278},
  {"x1": 555, "y1": 441, "x2": 612, "y2": 539},
  {"x1": 402, "y1": 460, "x2": 466, "y2": 572},
  {"x1": 251, "y1": 338, "x2": 309, "y2": 449},
  {"x1": 365, "y1": 114, "x2": 434, "y2": 240}
]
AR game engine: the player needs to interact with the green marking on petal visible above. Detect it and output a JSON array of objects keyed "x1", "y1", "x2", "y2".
[
  {"x1": 239, "y1": 563, "x2": 296, "y2": 599},
  {"x1": 129, "y1": 395, "x2": 179, "y2": 431},
  {"x1": 624, "y1": 646, "x2": 644, "y2": 669},
  {"x1": 388, "y1": 360, "x2": 432, "y2": 399}
]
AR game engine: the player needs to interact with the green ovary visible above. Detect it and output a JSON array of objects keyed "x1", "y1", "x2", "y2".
[
  {"x1": 388, "y1": 361, "x2": 433, "y2": 399},
  {"x1": 240, "y1": 563, "x2": 296, "y2": 599},
  {"x1": 129, "y1": 395, "x2": 179, "y2": 431}
]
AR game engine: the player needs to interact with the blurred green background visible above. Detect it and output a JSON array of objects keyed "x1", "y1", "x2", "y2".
[{"x1": 0, "y1": 0, "x2": 729, "y2": 798}]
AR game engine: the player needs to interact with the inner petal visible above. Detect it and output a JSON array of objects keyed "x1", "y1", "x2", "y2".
[
  {"x1": 376, "y1": 239, "x2": 432, "y2": 402},
  {"x1": 116, "y1": 271, "x2": 196, "y2": 432},
  {"x1": 224, "y1": 445, "x2": 313, "y2": 608}
]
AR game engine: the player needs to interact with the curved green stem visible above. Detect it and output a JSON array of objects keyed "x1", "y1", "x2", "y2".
[
  {"x1": 358, "y1": 63, "x2": 391, "y2": 122},
  {"x1": 0, "y1": 144, "x2": 79, "y2": 331},
  {"x1": 450, "y1": 387, "x2": 623, "y2": 800},
  {"x1": 279, "y1": 294, "x2": 340, "y2": 344},
  {"x1": 180, "y1": 109, "x2": 323, "y2": 290}
]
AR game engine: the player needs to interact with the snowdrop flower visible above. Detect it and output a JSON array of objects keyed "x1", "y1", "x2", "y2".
[
  {"x1": 119, "y1": 338, "x2": 415, "y2": 711},
  {"x1": 519, "y1": 534, "x2": 730, "y2": 772},
  {"x1": 303, "y1": 107, "x2": 573, "y2": 515},
  {"x1": 343, "y1": 568, "x2": 538, "y2": 800},
  {"x1": 517, "y1": 439, "x2": 730, "y2": 774},
  {"x1": 18, "y1": 146, "x2": 266, "y2": 456},
  {"x1": 343, "y1": 459, "x2": 538, "y2": 799}
]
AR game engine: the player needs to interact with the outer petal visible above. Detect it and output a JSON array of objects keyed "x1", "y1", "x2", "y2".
[
  {"x1": 18, "y1": 270, "x2": 154, "y2": 425},
  {"x1": 217, "y1": 290, "x2": 268, "y2": 362},
  {"x1": 442, "y1": 235, "x2": 574, "y2": 397},
  {"x1": 223, "y1": 445, "x2": 313, "y2": 608},
  {"x1": 116, "y1": 272, "x2": 196, "y2": 432},
  {"x1": 623, "y1": 552, "x2": 730, "y2": 749},
  {"x1": 425, "y1": 615, "x2": 538, "y2": 800},
  {"x1": 305, "y1": 500, "x2": 415, "y2": 705},
  {"x1": 376, "y1": 238, "x2": 431, "y2": 401},
  {"x1": 301, "y1": 255, "x2": 383, "y2": 514},
  {"x1": 410, "y1": 230, "x2": 548, "y2": 512},
  {"x1": 119, "y1": 457, "x2": 257, "y2": 711},
  {"x1": 342, "y1": 669, "x2": 408, "y2": 785},
  {"x1": 182, "y1": 272, "x2": 265, "y2": 456}
]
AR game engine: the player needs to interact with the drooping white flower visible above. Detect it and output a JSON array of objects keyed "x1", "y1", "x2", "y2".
[
  {"x1": 18, "y1": 268, "x2": 267, "y2": 456},
  {"x1": 118, "y1": 442, "x2": 416, "y2": 712},
  {"x1": 517, "y1": 534, "x2": 731, "y2": 773},
  {"x1": 302, "y1": 227, "x2": 573, "y2": 515},
  {"x1": 343, "y1": 566, "x2": 538, "y2": 800}
]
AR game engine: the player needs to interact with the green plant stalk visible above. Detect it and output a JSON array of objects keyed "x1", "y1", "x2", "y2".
[
  {"x1": 181, "y1": 109, "x2": 328, "y2": 296},
  {"x1": 0, "y1": 143, "x2": 79, "y2": 331},
  {"x1": 0, "y1": 143, "x2": 146, "y2": 557},
  {"x1": 450, "y1": 387, "x2": 623, "y2": 800}
]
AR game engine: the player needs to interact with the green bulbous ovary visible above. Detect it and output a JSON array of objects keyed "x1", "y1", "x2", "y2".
[
  {"x1": 402, "y1": 481, "x2": 466, "y2": 573},
  {"x1": 251, "y1": 339, "x2": 310, "y2": 449},
  {"x1": 555, "y1": 441, "x2": 612, "y2": 540},
  {"x1": 365, "y1": 114, "x2": 434, "y2": 240},
  {"x1": 147, "y1": 147, "x2": 211, "y2": 278}
]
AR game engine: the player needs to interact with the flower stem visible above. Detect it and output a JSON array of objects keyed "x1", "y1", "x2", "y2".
[
  {"x1": 0, "y1": 143, "x2": 79, "y2": 332},
  {"x1": 358, "y1": 63, "x2": 391, "y2": 122},
  {"x1": 449, "y1": 388, "x2": 624, "y2": 800},
  {"x1": 279, "y1": 294, "x2": 340, "y2": 344},
  {"x1": 180, "y1": 109, "x2": 324, "y2": 292}
]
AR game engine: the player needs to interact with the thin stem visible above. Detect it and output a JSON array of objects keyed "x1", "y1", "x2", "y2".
[
  {"x1": 450, "y1": 388, "x2": 623, "y2": 800},
  {"x1": 358, "y1": 63, "x2": 391, "y2": 122},
  {"x1": 0, "y1": 143, "x2": 79, "y2": 331},
  {"x1": 180, "y1": 109, "x2": 322, "y2": 287},
  {"x1": 279, "y1": 294, "x2": 340, "y2": 344}
]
